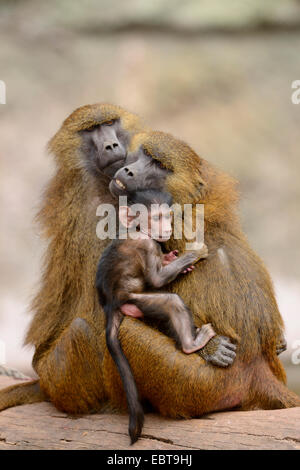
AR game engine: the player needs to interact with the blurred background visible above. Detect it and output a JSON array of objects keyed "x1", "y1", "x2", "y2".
[{"x1": 0, "y1": 0, "x2": 299, "y2": 392}]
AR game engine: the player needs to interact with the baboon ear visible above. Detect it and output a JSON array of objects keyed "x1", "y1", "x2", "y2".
[
  {"x1": 189, "y1": 175, "x2": 207, "y2": 202},
  {"x1": 198, "y1": 174, "x2": 206, "y2": 187},
  {"x1": 119, "y1": 206, "x2": 137, "y2": 229}
]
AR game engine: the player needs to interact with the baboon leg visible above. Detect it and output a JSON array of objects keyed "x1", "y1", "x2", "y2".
[
  {"x1": 129, "y1": 293, "x2": 215, "y2": 353},
  {"x1": 35, "y1": 317, "x2": 107, "y2": 414},
  {"x1": 0, "y1": 380, "x2": 46, "y2": 412}
]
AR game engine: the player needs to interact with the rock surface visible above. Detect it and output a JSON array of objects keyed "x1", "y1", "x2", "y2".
[{"x1": 0, "y1": 377, "x2": 299, "y2": 450}]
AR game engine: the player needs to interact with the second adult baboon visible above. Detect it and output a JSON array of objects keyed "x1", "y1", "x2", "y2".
[{"x1": 102, "y1": 131, "x2": 299, "y2": 416}]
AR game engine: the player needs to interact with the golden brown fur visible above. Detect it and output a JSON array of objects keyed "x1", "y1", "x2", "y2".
[{"x1": 27, "y1": 104, "x2": 144, "y2": 351}]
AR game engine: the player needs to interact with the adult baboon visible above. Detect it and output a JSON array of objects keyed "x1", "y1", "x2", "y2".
[
  {"x1": 0, "y1": 103, "x2": 145, "y2": 413},
  {"x1": 103, "y1": 131, "x2": 299, "y2": 416}
]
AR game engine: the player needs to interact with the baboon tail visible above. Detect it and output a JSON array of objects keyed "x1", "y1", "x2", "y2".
[
  {"x1": 253, "y1": 361, "x2": 300, "y2": 409},
  {"x1": 105, "y1": 306, "x2": 144, "y2": 444},
  {"x1": 0, "y1": 380, "x2": 46, "y2": 412}
]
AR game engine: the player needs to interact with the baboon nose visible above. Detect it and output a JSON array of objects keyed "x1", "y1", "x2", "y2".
[
  {"x1": 124, "y1": 167, "x2": 134, "y2": 177},
  {"x1": 104, "y1": 141, "x2": 119, "y2": 151}
]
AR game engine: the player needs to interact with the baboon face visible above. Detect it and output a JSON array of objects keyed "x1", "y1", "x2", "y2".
[
  {"x1": 109, "y1": 131, "x2": 206, "y2": 205},
  {"x1": 81, "y1": 118, "x2": 131, "y2": 178},
  {"x1": 49, "y1": 104, "x2": 143, "y2": 177},
  {"x1": 109, "y1": 144, "x2": 170, "y2": 197}
]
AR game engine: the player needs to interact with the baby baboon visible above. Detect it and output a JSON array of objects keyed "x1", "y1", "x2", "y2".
[{"x1": 96, "y1": 189, "x2": 236, "y2": 443}]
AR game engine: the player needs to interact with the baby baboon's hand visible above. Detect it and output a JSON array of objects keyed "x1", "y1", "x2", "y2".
[
  {"x1": 162, "y1": 250, "x2": 179, "y2": 266},
  {"x1": 199, "y1": 335, "x2": 237, "y2": 367},
  {"x1": 181, "y1": 265, "x2": 195, "y2": 274}
]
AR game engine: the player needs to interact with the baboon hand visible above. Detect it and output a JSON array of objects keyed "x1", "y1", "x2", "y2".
[
  {"x1": 199, "y1": 335, "x2": 237, "y2": 367},
  {"x1": 276, "y1": 336, "x2": 287, "y2": 355},
  {"x1": 162, "y1": 250, "x2": 179, "y2": 266},
  {"x1": 182, "y1": 265, "x2": 195, "y2": 274}
]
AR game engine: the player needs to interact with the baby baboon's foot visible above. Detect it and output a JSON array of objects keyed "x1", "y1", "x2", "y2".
[
  {"x1": 182, "y1": 323, "x2": 216, "y2": 354},
  {"x1": 121, "y1": 304, "x2": 144, "y2": 318},
  {"x1": 194, "y1": 323, "x2": 216, "y2": 349}
]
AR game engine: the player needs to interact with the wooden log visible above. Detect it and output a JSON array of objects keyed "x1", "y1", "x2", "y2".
[{"x1": 0, "y1": 376, "x2": 299, "y2": 450}]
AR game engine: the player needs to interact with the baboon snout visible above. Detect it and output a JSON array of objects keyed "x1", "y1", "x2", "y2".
[
  {"x1": 104, "y1": 140, "x2": 119, "y2": 152},
  {"x1": 123, "y1": 167, "x2": 134, "y2": 178}
]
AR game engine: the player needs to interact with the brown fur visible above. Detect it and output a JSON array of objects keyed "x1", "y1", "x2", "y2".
[
  {"x1": 0, "y1": 115, "x2": 299, "y2": 416},
  {"x1": 27, "y1": 104, "x2": 144, "y2": 352}
]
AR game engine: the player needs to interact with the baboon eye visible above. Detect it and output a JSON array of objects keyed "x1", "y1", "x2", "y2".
[
  {"x1": 105, "y1": 120, "x2": 114, "y2": 126},
  {"x1": 85, "y1": 125, "x2": 98, "y2": 132},
  {"x1": 143, "y1": 148, "x2": 151, "y2": 157},
  {"x1": 155, "y1": 160, "x2": 166, "y2": 170}
]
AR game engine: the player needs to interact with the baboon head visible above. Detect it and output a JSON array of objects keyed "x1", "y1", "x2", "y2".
[
  {"x1": 110, "y1": 131, "x2": 207, "y2": 204},
  {"x1": 48, "y1": 103, "x2": 144, "y2": 177},
  {"x1": 110, "y1": 131, "x2": 239, "y2": 235}
]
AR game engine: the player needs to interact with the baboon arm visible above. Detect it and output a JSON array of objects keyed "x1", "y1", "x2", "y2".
[{"x1": 145, "y1": 250, "x2": 205, "y2": 288}]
